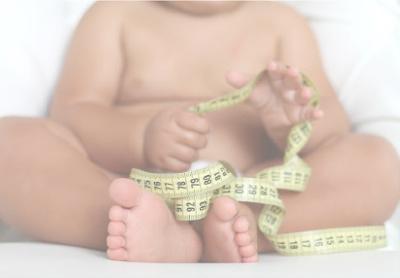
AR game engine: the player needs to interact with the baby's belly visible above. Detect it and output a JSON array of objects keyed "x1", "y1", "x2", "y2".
[
  {"x1": 197, "y1": 105, "x2": 273, "y2": 173},
  {"x1": 118, "y1": 100, "x2": 274, "y2": 173}
]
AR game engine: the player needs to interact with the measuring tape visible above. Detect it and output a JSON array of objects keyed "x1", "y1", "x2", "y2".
[{"x1": 130, "y1": 70, "x2": 386, "y2": 256}]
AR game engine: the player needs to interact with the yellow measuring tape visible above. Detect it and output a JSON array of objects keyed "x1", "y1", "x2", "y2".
[{"x1": 130, "y1": 70, "x2": 386, "y2": 255}]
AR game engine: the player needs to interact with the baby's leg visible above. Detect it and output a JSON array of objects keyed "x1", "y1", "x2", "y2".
[
  {"x1": 245, "y1": 134, "x2": 400, "y2": 252},
  {"x1": 0, "y1": 117, "x2": 201, "y2": 262},
  {"x1": 0, "y1": 117, "x2": 111, "y2": 249}
]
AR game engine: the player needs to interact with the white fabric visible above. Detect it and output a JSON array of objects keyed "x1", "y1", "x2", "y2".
[
  {"x1": 0, "y1": 242, "x2": 399, "y2": 278},
  {"x1": 286, "y1": 1, "x2": 400, "y2": 247},
  {"x1": 0, "y1": 0, "x2": 91, "y2": 117},
  {"x1": 286, "y1": 0, "x2": 400, "y2": 155}
]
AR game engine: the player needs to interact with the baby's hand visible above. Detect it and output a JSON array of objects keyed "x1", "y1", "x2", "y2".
[
  {"x1": 227, "y1": 61, "x2": 323, "y2": 126},
  {"x1": 143, "y1": 106, "x2": 209, "y2": 172}
]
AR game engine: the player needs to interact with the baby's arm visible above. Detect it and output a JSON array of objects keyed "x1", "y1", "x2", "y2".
[
  {"x1": 50, "y1": 4, "x2": 199, "y2": 174},
  {"x1": 243, "y1": 8, "x2": 350, "y2": 154},
  {"x1": 277, "y1": 9, "x2": 350, "y2": 153},
  {"x1": 50, "y1": 3, "x2": 140, "y2": 173}
]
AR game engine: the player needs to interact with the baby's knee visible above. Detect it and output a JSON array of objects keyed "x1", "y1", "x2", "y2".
[
  {"x1": 0, "y1": 117, "x2": 46, "y2": 166},
  {"x1": 0, "y1": 117, "x2": 86, "y2": 156},
  {"x1": 0, "y1": 117, "x2": 44, "y2": 146},
  {"x1": 362, "y1": 135, "x2": 400, "y2": 223}
]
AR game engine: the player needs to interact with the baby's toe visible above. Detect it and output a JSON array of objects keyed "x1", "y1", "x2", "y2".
[
  {"x1": 233, "y1": 216, "x2": 250, "y2": 233},
  {"x1": 239, "y1": 244, "x2": 256, "y2": 258},
  {"x1": 109, "y1": 205, "x2": 129, "y2": 222},
  {"x1": 108, "y1": 221, "x2": 126, "y2": 236},
  {"x1": 107, "y1": 235, "x2": 126, "y2": 249},
  {"x1": 235, "y1": 232, "x2": 252, "y2": 246},
  {"x1": 107, "y1": 248, "x2": 128, "y2": 261},
  {"x1": 242, "y1": 254, "x2": 258, "y2": 263}
]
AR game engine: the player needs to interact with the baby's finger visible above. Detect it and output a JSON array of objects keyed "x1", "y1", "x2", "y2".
[
  {"x1": 171, "y1": 144, "x2": 199, "y2": 163},
  {"x1": 177, "y1": 130, "x2": 208, "y2": 149},
  {"x1": 294, "y1": 87, "x2": 312, "y2": 106},
  {"x1": 312, "y1": 108, "x2": 324, "y2": 120},
  {"x1": 163, "y1": 156, "x2": 191, "y2": 173},
  {"x1": 283, "y1": 66, "x2": 303, "y2": 92},
  {"x1": 267, "y1": 61, "x2": 289, "y2": 92},
  {"x1": 176, "y1": 111, "x2": 210, "y2": 134},
  {"x1": 266, "y1": 61, "x2": 281, "y2": 81},
  {"x1": 301, "y1": 106, "x2": 324, "y2": 121}
]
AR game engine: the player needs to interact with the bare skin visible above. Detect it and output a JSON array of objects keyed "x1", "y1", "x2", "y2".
[
  {"x1": 107, "y1": 178, "x2": 202, "y2": 262},
  {"x1": 48, "y1": 1, "x2": 344, "y2": 262},
  {"x1": 0, "y1": 1, "x2": 399, "y2": 263}
]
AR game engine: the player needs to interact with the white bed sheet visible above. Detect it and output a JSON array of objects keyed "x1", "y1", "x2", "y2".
[{"x1": 0, "y1": 242, "x2": 399, "y2": 278}]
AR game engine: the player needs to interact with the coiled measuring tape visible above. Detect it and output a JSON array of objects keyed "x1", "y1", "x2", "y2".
[{"x1": 130, "y1": 70, "x2": 386, "y2": 255}]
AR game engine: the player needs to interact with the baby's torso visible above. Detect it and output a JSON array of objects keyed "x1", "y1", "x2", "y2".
[{"x1": 116, "y1": 2, "x2": 284, "y2": 172}]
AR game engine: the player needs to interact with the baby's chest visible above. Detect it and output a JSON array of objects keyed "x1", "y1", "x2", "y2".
[{"x1": 119, "y1": 19, "x2": 278, "y2": 103}]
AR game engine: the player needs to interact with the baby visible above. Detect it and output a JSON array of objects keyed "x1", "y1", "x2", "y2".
[{"x1": 0, "y1": 1, "x2": 399, "y2": 263}]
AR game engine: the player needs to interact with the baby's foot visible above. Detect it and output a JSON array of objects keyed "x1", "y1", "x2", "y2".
[
  {"x1": 106, "y1": 178, "x2": 202, "y2": 262},
  {"x1": 202, "y1": 196, "x2": 258, "y2": 263}
]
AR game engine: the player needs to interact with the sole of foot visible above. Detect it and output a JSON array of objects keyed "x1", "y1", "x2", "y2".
[
  {"x1": 106, "y1": 178, "x2": 202, "y2": 262},
  {"x1": 202, "y1": 196, "x2": 258, "y2": 263}
]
